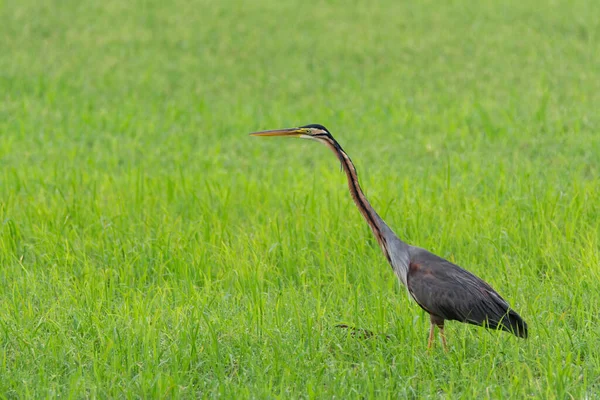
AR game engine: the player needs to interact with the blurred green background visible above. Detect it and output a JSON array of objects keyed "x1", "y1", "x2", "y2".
[{"x1": 1, "y1": 0, "x2": 599, "y2": 397}]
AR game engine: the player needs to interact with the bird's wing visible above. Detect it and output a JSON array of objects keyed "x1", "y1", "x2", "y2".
[{"x1": 406, "y1": 247, "x2": 511, "y2": 328}]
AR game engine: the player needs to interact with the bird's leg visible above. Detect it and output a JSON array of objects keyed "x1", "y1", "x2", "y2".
[
  {"x1": 429, "y1": 314, "x2": 446, "y2": 351},
  {"x1": 427, "y1": 322, "x2": 436, "y2": 349},
  {"x1": 438, "y1": 323, "x2": 448, "y2": 352}
]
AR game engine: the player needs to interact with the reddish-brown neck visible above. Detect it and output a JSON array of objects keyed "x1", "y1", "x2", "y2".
[{"x1": 320, "y1": 137, "x2": 392, "y2": 262}]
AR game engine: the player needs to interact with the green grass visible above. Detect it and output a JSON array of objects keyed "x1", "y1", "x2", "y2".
[{"x1": 1, "y1": 0, "x2": 600, "y2": 397}]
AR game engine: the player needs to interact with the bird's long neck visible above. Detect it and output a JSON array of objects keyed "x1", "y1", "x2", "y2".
[{"x1": 322, "y1": 137, "x2": 401, "y2": 263}]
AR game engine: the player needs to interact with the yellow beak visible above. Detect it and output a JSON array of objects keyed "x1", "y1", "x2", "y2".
[{"x1": 248, "y1": 128, "x2": 309, "y2": 137}]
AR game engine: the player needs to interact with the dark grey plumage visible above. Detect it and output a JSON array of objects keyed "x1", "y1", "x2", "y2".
[{"x1": 407, "y1": 247, "x2": 528, "y2": 338}]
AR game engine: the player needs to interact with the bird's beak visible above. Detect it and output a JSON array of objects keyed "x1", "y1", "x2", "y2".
[{"x1": 249, "y1": 127, "x2": 310, "y2": 138}]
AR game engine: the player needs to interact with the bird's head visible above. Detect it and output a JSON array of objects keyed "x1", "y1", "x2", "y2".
[{"x1": 249, "y1": 124, "x2": 333, "y2": 143}]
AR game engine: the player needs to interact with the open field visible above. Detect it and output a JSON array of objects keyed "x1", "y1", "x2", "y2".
[{"x1": 1, "y1": 0, "x2": 600, "y2": 397}]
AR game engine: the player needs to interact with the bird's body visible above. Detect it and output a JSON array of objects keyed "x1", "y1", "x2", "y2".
[{"x1": 250, "y1": 124, "x2": 527, "y2": 349}]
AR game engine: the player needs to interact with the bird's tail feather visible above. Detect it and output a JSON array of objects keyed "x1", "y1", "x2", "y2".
[{"x1": 498, "y1": 309, "x2": 528, "y2": 339}]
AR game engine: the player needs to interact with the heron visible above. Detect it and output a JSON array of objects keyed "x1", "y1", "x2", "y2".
[{"x1": 250, "y1": 124, "x2": 528, "y2": 350}]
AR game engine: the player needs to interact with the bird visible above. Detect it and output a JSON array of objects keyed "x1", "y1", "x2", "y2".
[{"x1": 249, "y1": 123, "x2": 528, "y2": 350}]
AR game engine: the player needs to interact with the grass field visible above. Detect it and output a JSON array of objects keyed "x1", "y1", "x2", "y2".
[{"x1": 1, "y1": 0, "x2": 600, "y2": 397}]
